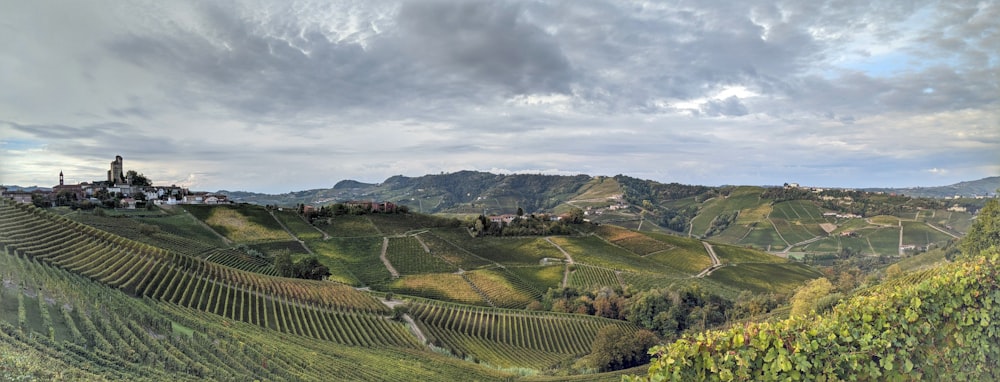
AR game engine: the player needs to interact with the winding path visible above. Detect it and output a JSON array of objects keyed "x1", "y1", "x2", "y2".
[
  {"x1": 379, "y1": 237, "x2": 400, "y2": 278},
  {"x1": 695, "y1": 241, "x2": 724, "y2": 278},
  {"x1": 268, "y1": 210, "x2": 317, "y2": 256},
  {"x1": 926, "y1": 223, "x2": 960, "y2": 239},
  {"x1": 546, "y1": 237, "x2": 574, "y2": 288}
]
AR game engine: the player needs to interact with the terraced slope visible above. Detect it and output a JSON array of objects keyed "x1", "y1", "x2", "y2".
[{"x1": 0, "y1": 201, "x2": 409, "y2": 347}]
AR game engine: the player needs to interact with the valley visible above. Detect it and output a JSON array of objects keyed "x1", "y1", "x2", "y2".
[{"x1": 0, "y1": 172, "x2": 996, "y2": 381}]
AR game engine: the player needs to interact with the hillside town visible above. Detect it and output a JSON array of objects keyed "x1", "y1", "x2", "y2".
[{"x1": 0, "y1": 155, "x2": 228, "y2": 209}]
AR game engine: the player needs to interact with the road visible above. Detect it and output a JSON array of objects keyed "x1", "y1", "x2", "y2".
[
  {"x1": 379, "y1": 237, "x2": 400, "y2": 278},
  {"x1": 546, "y1": 237, "x2": 574, "y2": 288},
  {"x1": 695, "y1": 241, "x2": 724, "y2": 278}
]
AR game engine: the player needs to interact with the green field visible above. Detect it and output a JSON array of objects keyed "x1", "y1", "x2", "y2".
[
  {"x1": 0, "y1": 198, "x2": 835, "y2": 380},
  {"x1": 901, "y1": 220, "x2": 954, "y2": 247},
  {"x1": 317, "y1": 214, "x2": 382, "y2": 237},
  {"x1": 706, "y1": 263, "x2": 821, "y2": 293},
  {"x1": 386, "y1": 236, "x2": 458, "y2": 275},
  {"x1": 506, "y1": 265, "x2": 564, "y2": 292},
  {"x1": 770, "y1": 200, "x2": 826, "y2": 223},
  {"x1": 182, "y1": 205, "x2": 291, "y2": 243},
  {"x1": 272, "y1": 210, "x2": 324, "y2": 240},
  {"x1": 308, "y1": 237, "x2": 386, "y2": 286},
  {"x1": 689, "y1": 188, "x2": 765, "y2": 237}
]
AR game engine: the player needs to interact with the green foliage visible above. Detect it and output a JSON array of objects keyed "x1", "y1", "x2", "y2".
[
  {"x1": 961, "y1": 199, "x2": 1000, "y2": 257},
  {"x1": 789, "y1": 278, "x2": 833, "y2": 317},
  {"x1": 630, "y1": 251, "x2": 1000, "y2": 381},
  {"x1": 578, "y1": 326, "x2": 659, "y2": 372}
]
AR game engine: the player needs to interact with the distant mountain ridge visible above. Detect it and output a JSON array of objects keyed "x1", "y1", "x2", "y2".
[
  {"x1": 218, "y1": 173, "x2": 999, "y2": 209},
  {"x1": 863, "y1": 176, "x2": 1000, "y2": 198}
]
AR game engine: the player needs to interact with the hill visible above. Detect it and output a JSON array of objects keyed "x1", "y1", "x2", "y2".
[
  {"x1": 864, "y1": 176, "x2": 1000, "y2": 198},
  {"x1": 217, "y1": 171, "x2": 984, "y2": 259},
  {"x1": 1, "y1": 196, "x2": 826, "y2": 379},
  {"x1": 630, "y1": 200, "x2": 1000, "y2": 381}
]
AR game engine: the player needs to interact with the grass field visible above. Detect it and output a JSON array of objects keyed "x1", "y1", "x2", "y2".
[
  {"x1": 901, "y1": 221, "x2": 954, "y2": 247},
  {"x1": 308, "y1": 238, "x2": 385, "y2": 286},
  {"x1": 434, "y1": 231, "x2": 561, "y2": 265},
  {"x1": 317, "y1": 215, "x2": 382, "y2": 237},
  {"x1": 641, "y1": 232, "x2": 712, "y2": 274},
  {"x1": 689, "y1": 188, "x2": 766, "y2": 237},
  {"x1": 738, "y1": 224, "x2": 787, "y2": 251},
  {"x1": 769, "y1": 219, "x2": 818, "y2": 245},
  {"x1": 869, "y1": 215, "x2": 900, "y2": 226},
  {"x1": 184, "y1": 205, "x2": 291, "y2": 243},
  {"x1": 388, "y1": 273, "x2": 486, "y2": 306},
  {"x1": 465, "y1": 269, "x2": 540, "y2": 309},
  {"x1": 272, "y1": 210, "x2": 324, "y2": 240},
  {"x1": 549, "y1": 236, "x2": 669, "y2": 274},
  {"x1": 712, "y1": 244, "x2": 785, "y2": 264},
  {"x1": 420, "y1": 231, "x2": 494, "y2": 270},
  {"x1": 386, "y1": 236, "x2": 458, "y2": 275},
  {"x1": 706, "y1": 263, "x2": 821, "y2": 293},
  {"x1": 506, "y1": 265, "x2": 564, "y2": 292},
  {"x1": 567, "y1": 264, "x2": 621, "y2": 289},
  {"x1": 770, "y1": 201, "x2": 826, "y2": 223},
  {"x1": 136, "y1": 213, "x2": 229, "y2": 247},
  {"x1": 867, "y1": 227, "x2": 902, "y2": 256}
]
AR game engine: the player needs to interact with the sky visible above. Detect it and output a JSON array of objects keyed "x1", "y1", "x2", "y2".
[{"x1": 1, "y1": 0, "x2": 997, "y2": 194}]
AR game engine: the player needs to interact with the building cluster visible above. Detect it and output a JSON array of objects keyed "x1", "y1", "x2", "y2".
[{"x1": 1, "y1": 155, "x2": 228, "y2": 208}]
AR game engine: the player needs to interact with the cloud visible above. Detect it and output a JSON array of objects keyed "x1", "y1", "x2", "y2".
[
  {"x1": 396, "y1": 0, "x2": 573, "y2": 95},
  {"x1": 0, "y1": 0, "x2": 996, "y2": 193}
]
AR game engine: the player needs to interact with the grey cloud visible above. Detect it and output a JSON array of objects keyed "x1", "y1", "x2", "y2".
[
  {"x1": 701, "y1": 96, "x2": 749, "y2": 117},
  {"x1": 396, "y1": 0, "x2": 573, "y2": 95}
]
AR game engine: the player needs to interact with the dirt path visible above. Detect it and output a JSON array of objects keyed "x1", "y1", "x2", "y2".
[
  {"x1": 300, "y1": 214, "x2": 330, "y2": 240},
  {"x1": 783, "y1": 235, "x2": 824, "y2": 253},
  {"x1": 379, "y1": 237, "x2": 400, "y2": 278},
  {"x1": 767, "y1": 217, "x2": 791, "y2": 248},
  {"x1": 185, "y1": 210, "x2": 232, "y2": 245},
  {"x1": 545, "y1": 237, "x2": 574, "y2": 288},
  {"x1": 376, "y1": 298, "x2": 429, "y2": 347},
  {"x1": 695, "y1": 241, "x2": 724, "y2": 278},
  {"x1": 269, "y1": 210, "x2": 317, "y2": 256},
  {"x1": 898, "y1": 220, "x2": 904, "y2": 252},
  {"x1": 926, "y1": 223, "x2": 960, "y2": 239}
]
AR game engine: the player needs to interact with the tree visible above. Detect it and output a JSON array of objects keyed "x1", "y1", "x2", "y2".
[
  {"x1": 960, "y1": 199, "x2": 1000, "y2": 257},
  {"x1": 125, "y1": 170, "x2": 152, "y2": 187},
  {"x1": 790, "y1": 277, "x2": 834, "y2": 317},
  {"x1": 579, "y1": 326, "x2": 659, "y2": 372},
  {"x1": 274, "y1": 251, "x2": 294, "y2": 278}
]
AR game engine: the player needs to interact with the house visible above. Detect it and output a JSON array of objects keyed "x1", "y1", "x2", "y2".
[
  {"x1": 4, "y1": 191, "x2": 35, "y2": 204},
  {"x1": 184, "y1": 193, "x2": 206, "y2": 204},
  {"x1": 120, "y1": 198, "x2": 137, "y2": 209},
  {"x1": 488, "y1": 214, "x2": 519, "y2": 224}
]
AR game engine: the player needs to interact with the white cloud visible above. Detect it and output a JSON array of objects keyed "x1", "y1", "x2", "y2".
[{"x1": 0, "y1": 0, "x2": 996, "y2": 193}]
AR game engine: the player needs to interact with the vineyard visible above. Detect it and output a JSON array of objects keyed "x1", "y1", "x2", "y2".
[
  {"x1": 631, "y1": 253, "x2": 1000, "y2": 381},
  {"x1": 184, "y1": 205, "x2": 291, "y2": 243},
  {"x1": 409, "y1": 298, "x2": 642, "y2": 369},
  {"x1": 0, "y1": 197, "x2": 833, "y2": 380},
  {"x1": 0, "y1": 243, "x2": 509, "y2": 381},
  {"x1": 0, "y1": 201, "x2": 408, "y2": 348},
  {"x1": 385, "y1": 236, "x2": 458, "y2": 275}
]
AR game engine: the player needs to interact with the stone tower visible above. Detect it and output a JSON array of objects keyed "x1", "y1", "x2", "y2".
[{"x1": 108, "y1": 155, "x2": 124, "y2": 185}]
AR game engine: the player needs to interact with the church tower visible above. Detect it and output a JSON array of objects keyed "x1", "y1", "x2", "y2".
[
  {"x1": 59, "y1": 171, "x2": 64, "y2": 186},
  {"x1": 108, "y1": 155, "x2": 124, "y2": 185}
]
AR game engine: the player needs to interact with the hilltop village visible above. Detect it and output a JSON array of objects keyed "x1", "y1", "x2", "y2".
[{"x1": 0, "y1": 155, "x2": 227, "y2": 209}]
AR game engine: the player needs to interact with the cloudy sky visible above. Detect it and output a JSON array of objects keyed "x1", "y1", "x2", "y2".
[{"x1": 1, "y1": 0, "x2": 997, "y2": 193}]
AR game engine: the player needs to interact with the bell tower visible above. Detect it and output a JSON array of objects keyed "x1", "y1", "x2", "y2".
[{"x1": 59, "y1": 171, "x2": 64, "y2": 186}]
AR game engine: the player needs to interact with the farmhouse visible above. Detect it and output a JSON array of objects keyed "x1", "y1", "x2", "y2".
[{"x1": 488, "y1": 214, "x2": 520, "y2": 224}]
